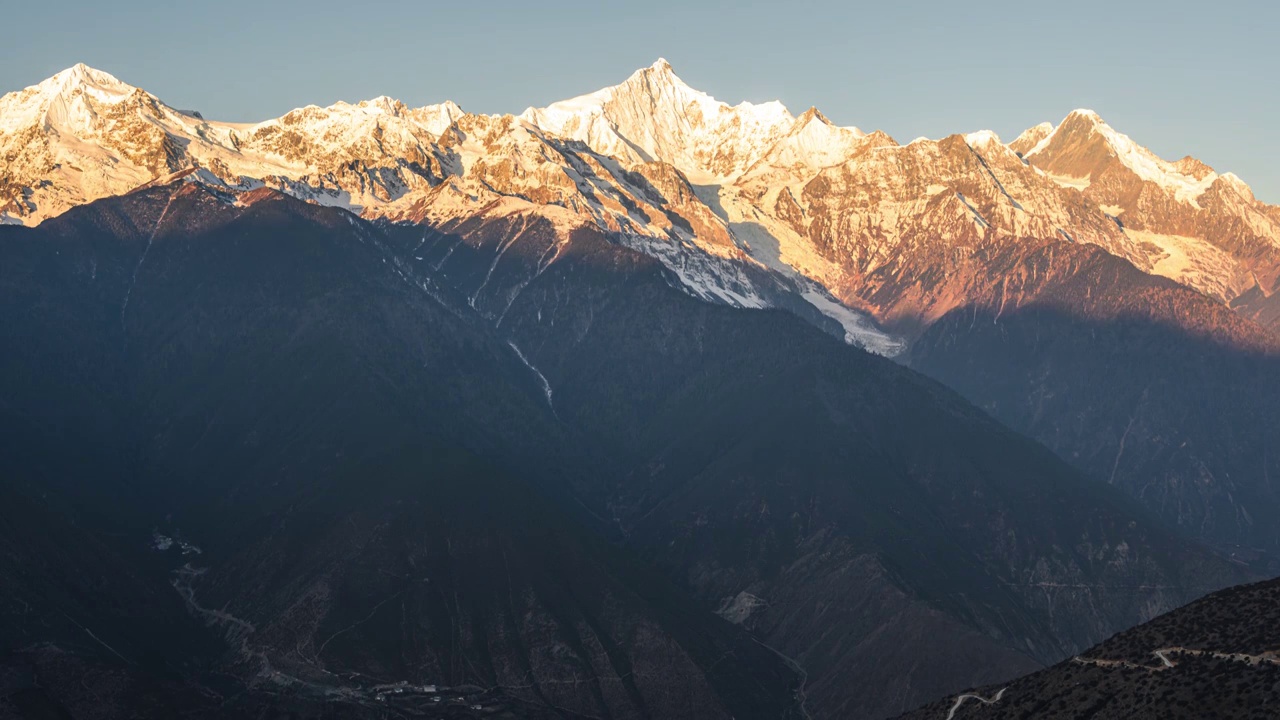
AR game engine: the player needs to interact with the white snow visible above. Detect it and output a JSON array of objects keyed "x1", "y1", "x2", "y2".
[
  {"x1": 1012, "y1": 122, "x2": 1054, "y2": 150},
  {"x1": 1125, "y1": 228, "x2": 1252, "y2": 302},
  {"x1": 0, "y1": 63, "x2": 473, "y2": 225},
  {"x1": 507, "y1": 340, "x2": 554, "y2": 411},
  {"x1": 1217, "y1": 171, "x2": 1254, "y2": 201},
  {"x1": 1044, "y1": 171, "x2": 1092, "y2": 191},
  {"x1": 3, "y1": 61, "x2": 1277, "y2": 344},
  {"x1": 800, "y1": 287, "x2": 904, "y2": 355},
  {"x1": 964, "y1": 129, "x2": 1003, "y2": 149},
  {"x1": 519, "y1": 58, "x2": 796, "y2": 183},
  {"x1": 739, "y1": 109, "x2": 867, "y2": 184}
]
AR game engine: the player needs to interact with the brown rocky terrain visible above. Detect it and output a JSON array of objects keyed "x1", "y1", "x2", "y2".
[{"x1": 895, "y1": 577, "x2": 1280, "y2": 720}]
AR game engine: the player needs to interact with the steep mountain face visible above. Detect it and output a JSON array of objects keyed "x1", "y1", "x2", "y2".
[
  {"x1": 1017, "y1": 109, "x2": 1280, "y2": 313},
  {"x1": 0, "y1": 183, "x2": 802, "y2": 720},
  {"x1": 0, "y1": 63, "x2": 903, "y2": 356},
  {"x1": 376, "y1": 207, "x2": 1251, "y2": 719},
  {"x1": 6, "y1": 63, "x2": 1278, "y2": 340},
  {"x1": 519, "y1": 59, "x2": 797, "y2": 185},
  {"x1": 4, "y1": 62, "x2": 1280, "y2": 719},
  {"x1": 1, "y1": 180, "x2": 1256, "y2": 720},
  {"x1": 895, "y1": 577, "x2": 1280, "y2": 720},
  {"x1": 748, "y1": 131, "x2": 1135, "y2": 333}
]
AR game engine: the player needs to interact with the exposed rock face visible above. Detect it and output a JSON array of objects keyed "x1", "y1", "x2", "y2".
[
  {"x1": 1020, "y1": 110, "x2": 1280, "y2": 308},
  {"x1": 5, "y1": 64, "x2": 1278, "y2": 329},
  {"x1": 0, "y1": 64, "x2": 461, "y2": 221}
]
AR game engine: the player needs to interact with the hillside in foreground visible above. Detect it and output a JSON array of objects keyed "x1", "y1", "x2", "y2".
[{"x1": 896, "y1": 578, "x2": 1280, "y2": 720}]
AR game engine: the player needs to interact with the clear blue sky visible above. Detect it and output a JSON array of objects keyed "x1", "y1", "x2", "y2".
[{"x1": 3, "y1": 0, "x2": 1277, "y2": 202}]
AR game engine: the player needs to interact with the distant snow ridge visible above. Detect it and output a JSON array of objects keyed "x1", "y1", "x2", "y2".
[{"x1": 3, "y1": 61, "x2": 1278, "y2": 350}]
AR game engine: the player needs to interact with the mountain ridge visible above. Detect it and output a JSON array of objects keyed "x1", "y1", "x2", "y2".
[
  {"x1": 6, "y1": 60, "x2": 1276, "y2": 331},
  {"x1": 0, "y1": 179, "x2": 1257, "y2": 719},
  {"x1": 5, "y1": 59, "x2": 1280, "y2": 558},
  {"x1": 5, "y1": 62, "x2": 1277, "y2": 320}
]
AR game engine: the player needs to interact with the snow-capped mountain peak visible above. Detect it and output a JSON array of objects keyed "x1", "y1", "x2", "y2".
[
  {"x1": 1008, "y1": 109, "x2": 1280, "y2": 305},
  {"x1": 0, "y1": 63, "x2": 140, "y2": 134},
  {"x1": 39, "y1": 63, "x2": 133, "y2": 99},
  {"x1": 1218, "y1": 171, "x2": 1255, "y2": 202},
  {"x1": 1025, "y1": 108, "x2": 1220, "y2": 205},
  {"x1": 520, "y1": 59, "x2": 795, "y2": 183},
  {"x1": 738, "y1": 106, "x2": 869, "y2": 186},
  {"x1": 1009, "y1": 122, "x2": 1054, "y2": 156},
  {"x1": 964, "y1": 129, "x2": 1003, "y2": 151},
  {"x1": 3, "y1": 62, "x2": 1279, "y2": 347}
]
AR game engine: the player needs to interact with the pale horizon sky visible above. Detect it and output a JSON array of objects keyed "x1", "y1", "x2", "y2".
[{"x1": 3, "y1": 0, "x2": 1277, "y2": 202}]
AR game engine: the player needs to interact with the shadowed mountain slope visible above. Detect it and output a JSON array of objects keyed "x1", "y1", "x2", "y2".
[
  {"x1": 378, "y1": 207, "x2": 1253, "y2": 719},
  {"x1": 0, "y1": 183, "x2": 801, "y2": 720}
]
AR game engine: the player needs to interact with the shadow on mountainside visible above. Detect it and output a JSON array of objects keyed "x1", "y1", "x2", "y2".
[
  {"x1": 380, "y1": 213, "x2": 1258, "y2": 719},
  {"x1": 910, "y1": 301, "x2": 1280, "y2": 567}
]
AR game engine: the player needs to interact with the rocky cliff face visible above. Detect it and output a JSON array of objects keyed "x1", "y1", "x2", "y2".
[{"x1": 1018, "y1": 109, "x2": 1280, "y2": 309}]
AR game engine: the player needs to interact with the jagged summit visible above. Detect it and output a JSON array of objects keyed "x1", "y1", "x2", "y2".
[
  {"x1": 739, "y1": 104, "x2": 868, "y2": 182},
  {"x1": 1022, "y1": 108, "x2": 1224, "y2": 205},
  {"x1": 519, "y1": 59, "x2": 795, "y2": 182},
  {"x1": 2, "y1": 61, "x2": 1278, "y2": 332},
  {"x1": 0, "y1": 62, "x2": 139, "y2": 133},
  {"x1": 1010, "y1": 121, "x2": 1054, "y2": 155},
  {"x1": 41, "y1": 62, "x2": 131, "y2": 94}
]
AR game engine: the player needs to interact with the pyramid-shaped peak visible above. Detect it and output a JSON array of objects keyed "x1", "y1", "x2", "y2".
[
  {"x1": 787, "y1": 106, "x2": 864, "y2": 138},
  {"x1": 45, "y1": 63, "x2": 132, "y2": 93},
  {"x1": 797, "y1": 106, "x2": 832, "y2": 125},
  {"x1": 1058, "y1": 108, "x2": 1126, "y2": 137},
  {"x1": 623, "y1": 57, "x2": 693, "y2": 91},
  {"x1": 1216, "y1": 171, "x2": 1255, "y2": 200},
  {"x1": 1174, "y1": 155, "x2": 1215, "y2": 180},
  {"x1": 1049, "y1": 109, "x2": 1119, "y2": 143},
  {"x1": 1066, "y1": 108, "x2": 1104, "y2": 122}
]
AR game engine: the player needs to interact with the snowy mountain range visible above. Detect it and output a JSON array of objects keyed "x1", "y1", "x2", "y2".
[
  {"x1": 3, "y1": 60, "x2": 1279, "y2": 347},
  {"x1": 5, "y1": 60, "x2": 1280, "y2": 720}
]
